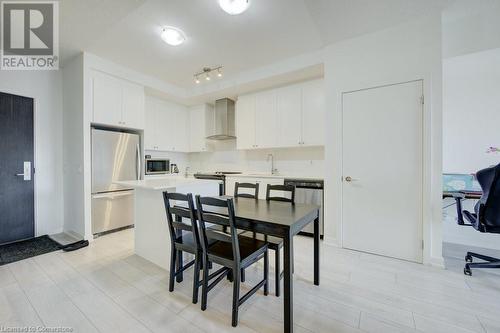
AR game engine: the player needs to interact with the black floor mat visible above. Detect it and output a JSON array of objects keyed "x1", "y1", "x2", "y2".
[{"x1": 0, "y1": 235, "x2": 61, "y2": 266}]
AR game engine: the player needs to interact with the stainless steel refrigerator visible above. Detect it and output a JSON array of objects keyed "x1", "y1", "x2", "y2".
[{"x1": 91, "y1": 128, "x2": 141, "y2": 235}]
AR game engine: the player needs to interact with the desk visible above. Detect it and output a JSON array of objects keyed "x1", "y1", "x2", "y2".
[{"x1": 443, "y1": 191, "x2": 482, "y2": 200}]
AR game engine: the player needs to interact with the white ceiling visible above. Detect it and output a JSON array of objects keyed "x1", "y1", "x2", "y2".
[{"x1": 60, "y1": 0, "x2": 456, "y2": 91}]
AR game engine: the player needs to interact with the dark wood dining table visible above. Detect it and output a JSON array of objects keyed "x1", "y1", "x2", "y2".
[{"x1": 206, "y1": 196, "x2": 321, "y2": 333}]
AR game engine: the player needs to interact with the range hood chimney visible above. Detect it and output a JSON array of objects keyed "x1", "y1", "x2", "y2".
[{"x1": 206, "y1": 98, "x2": 236, "y2": 140}]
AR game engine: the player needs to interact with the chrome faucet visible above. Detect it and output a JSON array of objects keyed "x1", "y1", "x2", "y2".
[{"x1": 267, "y1": 154, "x2": 278, "y2": 175}]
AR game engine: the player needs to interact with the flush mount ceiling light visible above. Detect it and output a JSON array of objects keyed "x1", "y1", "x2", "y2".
[
  {"x1": 160, "y1": 26, "x2": 186, "y2": 46},
  {"x1": 218, "y1": 0, "x2": 250, "y2": 15},
  {"x1": 194, "y1": 66, "x2": 223, "y2": 84}
]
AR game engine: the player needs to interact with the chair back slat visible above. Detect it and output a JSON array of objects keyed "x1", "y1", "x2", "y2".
[
  {"x1": 234, "y1": 182, "x2": 259, "y2": 199},
  {"x1": 266, "y1": 184, "x2": 295, "y2": 203},
  {"x1": 196, "y1": 195, "x2": 240, "y2": 263},
  {"x1": 165, "y1": 192, "x2": 191, "y2": 202},
  {"x1": 202, "y1": 212, "x2": 230, "y2": 226},
  {"x1": 199, "y1": 196, "x2": 230, "y2": 207},
  {"x1": 171, "y1": 221, "x2": 193, "y2": 233},
  {"x1": 170, "y1": 206, "x2": 192, "y2": 219},
  {"x1": 163, "y1": 191, "x2": 200, "y2": 249},
  {"x1": 205, "y1": 228, "x2": 232, "y2": 243}
]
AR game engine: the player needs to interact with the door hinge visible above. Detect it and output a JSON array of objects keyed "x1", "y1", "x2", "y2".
[
  {"x1": 420, "y1": 95, "x2": 424, "y2": 105},
  {"x1": 421, "y1": 240, "x2": 424, "y2": 249}
]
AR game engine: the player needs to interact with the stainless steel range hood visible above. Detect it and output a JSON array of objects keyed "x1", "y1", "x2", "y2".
[{"x1": 206, "y1": 98, "x2": 236, "y2": 140}]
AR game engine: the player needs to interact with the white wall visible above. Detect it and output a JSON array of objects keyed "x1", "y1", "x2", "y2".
[
  {"x1": 443, "y1": 48, "x2": 500, "y2": 174},
  {"x1": 62, "y1": 55, "x2": 86, "y2": 238},
  {"x1": 0, "y1": 70, "x2": 64, "y2": 236},
  {"x1": 323, "y1": 14, "x2": 443, "y2": 265},
  {"x1": 189, "y1": 141, "x2": 324, "y2": 178},
  {"x1": 442, "y1": 48, "x2": 500, "y2": 250},
  {"x1": 442, "y1": 0, "x2": 500, "y2": 59}
]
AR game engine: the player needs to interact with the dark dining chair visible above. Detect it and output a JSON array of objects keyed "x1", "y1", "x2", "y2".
[
  {"x1": 241, "y1": 183, "x2": 295, "y2": 297},
  {"x1": 234, "y1": 182, "x2": 259, "y2": 282},
  {"x1": 195, "y1": 195, "x2": 269, "y2": 327},
  {"x1": 234, "y1": 182, "x2": 259, "y2": 199},
  {"x1": 454, "y1": 163, "x2": 500, "y2": 275},
  {"x1": 162, "y1": 191, "x2": 203, "y2": 304},
  {"x1": 266, "y1": 184, "x2": 296, "y2": 203}
]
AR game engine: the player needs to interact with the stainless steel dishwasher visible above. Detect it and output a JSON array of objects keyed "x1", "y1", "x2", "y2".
[{"x1": 284, "y1": 178, "x2": 324, "y2": 237}]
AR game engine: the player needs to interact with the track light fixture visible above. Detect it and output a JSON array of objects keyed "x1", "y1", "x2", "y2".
[{"x1": 193, "y1": 66, "x2": 223, "y2": 84}]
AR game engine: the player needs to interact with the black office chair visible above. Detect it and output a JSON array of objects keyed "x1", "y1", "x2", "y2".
[{"x1": 454, "y1": 163, "x2": 500, "y2": 275}]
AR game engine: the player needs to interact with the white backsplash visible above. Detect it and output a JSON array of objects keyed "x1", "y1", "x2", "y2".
[{"x1": 189, "y1": 140, "x2": 325, "y2": 178}]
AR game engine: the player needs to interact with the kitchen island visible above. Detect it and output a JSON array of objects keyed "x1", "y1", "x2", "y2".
[{"x1": 116, "y1": 177, "x2": 220, "y2": 270}]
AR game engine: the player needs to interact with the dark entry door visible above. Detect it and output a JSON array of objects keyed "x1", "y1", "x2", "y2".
[{"x1": 0, "y1": 92, "x2": 35, "y2": 244}]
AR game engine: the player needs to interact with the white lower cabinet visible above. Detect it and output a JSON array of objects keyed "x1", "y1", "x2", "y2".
[
  {"x1": 144, "y1": 96, "x2": 189, "y2": 152},
  {"x1": 225, "y1": 177, "x2": 284, "y2": 199}
]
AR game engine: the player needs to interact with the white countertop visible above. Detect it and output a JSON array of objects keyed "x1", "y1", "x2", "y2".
[
  {"x1": 223, "y1": 172, "x2": 323, "y2": 180},
  {"x1": 115, "y1": 177, "x2": 221, "y2": 191}
]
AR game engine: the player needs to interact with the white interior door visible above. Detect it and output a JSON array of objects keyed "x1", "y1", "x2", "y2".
[{"x1": 342, "y1": 80, "x2": 423, "y2": 262}]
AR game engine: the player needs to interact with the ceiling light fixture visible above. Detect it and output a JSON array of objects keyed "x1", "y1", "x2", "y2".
[
  {"x1": 193, "y1": 66, "x2": 223, "y2": 84},
  {"x1": 218, "y1": 0, "x2": 250, "y2": 15},
  {"x1": 160, "y1": 26, "x2": 186, "y2": 46}
]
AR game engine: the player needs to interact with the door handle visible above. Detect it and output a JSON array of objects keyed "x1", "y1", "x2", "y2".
[
  {"x1": 344, "y1": 176, "x2": 359, "y2": 182},
  {"x1": 136, "y1": 144, "x2": 141, "y2": 180},
  {"x1": 15, "y1": 162, "x2": 32, "y2": 181}
]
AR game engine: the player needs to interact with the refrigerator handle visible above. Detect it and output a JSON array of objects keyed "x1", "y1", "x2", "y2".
[{"x1": 136, "y1": 143, "x2": 141, "y2": 180}]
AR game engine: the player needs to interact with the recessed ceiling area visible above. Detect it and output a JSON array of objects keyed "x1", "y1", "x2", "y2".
[{"x1": 60, "y1": 0, "x2": 460, "y2": 94}]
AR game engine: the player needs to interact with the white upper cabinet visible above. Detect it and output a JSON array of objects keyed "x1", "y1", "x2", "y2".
[
  {"x1": 301, "y1": 79, "x2": 325, "y2": 146},
  {"x1": 122, "y1": 81, "x2": 145, "y2": 129},
  {"x1": 171, "y1": 107, "x2": 189, "y2": 152},
  {"x1": 92, "y1": 70, "x2": 145, "y2": 129},
  {"x1": 276, "y1": 84, "x2": 302, "y2": 147},
  {"x1": 92, "y1": 71, "x2": 122, "y2": 126},
  {"x1": 255, "y1": 90, "x2": 278, "y2": 148},
  {"x1": 144, "y1": 96, "x2": 189, "y2": 152},
  {"x1": 189, "y1": 104, "x2": 212, "y2": 152},
  {"x1": 236, "y1": 94, "x2": 256, "y2": 150},
  {"x1": 236, "y1": 79, "x2": 325, "y2": 150},
  {"x1": 144, "y1": 97, "x2": 158, "y2": 151}
]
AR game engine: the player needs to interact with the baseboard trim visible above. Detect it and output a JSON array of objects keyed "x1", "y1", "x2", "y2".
[{"x1": 428, "y1": 255, "x2": 445, "y2": 268}]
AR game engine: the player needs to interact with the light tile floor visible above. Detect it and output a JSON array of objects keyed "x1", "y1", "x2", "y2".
[{"x1": 1, "y1": 228, "x2": 500, "y2": 333}]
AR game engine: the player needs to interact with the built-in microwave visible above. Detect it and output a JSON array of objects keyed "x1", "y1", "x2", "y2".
[{"x1": 145, "y1": 159, "x2": 170, "y2": 175}]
